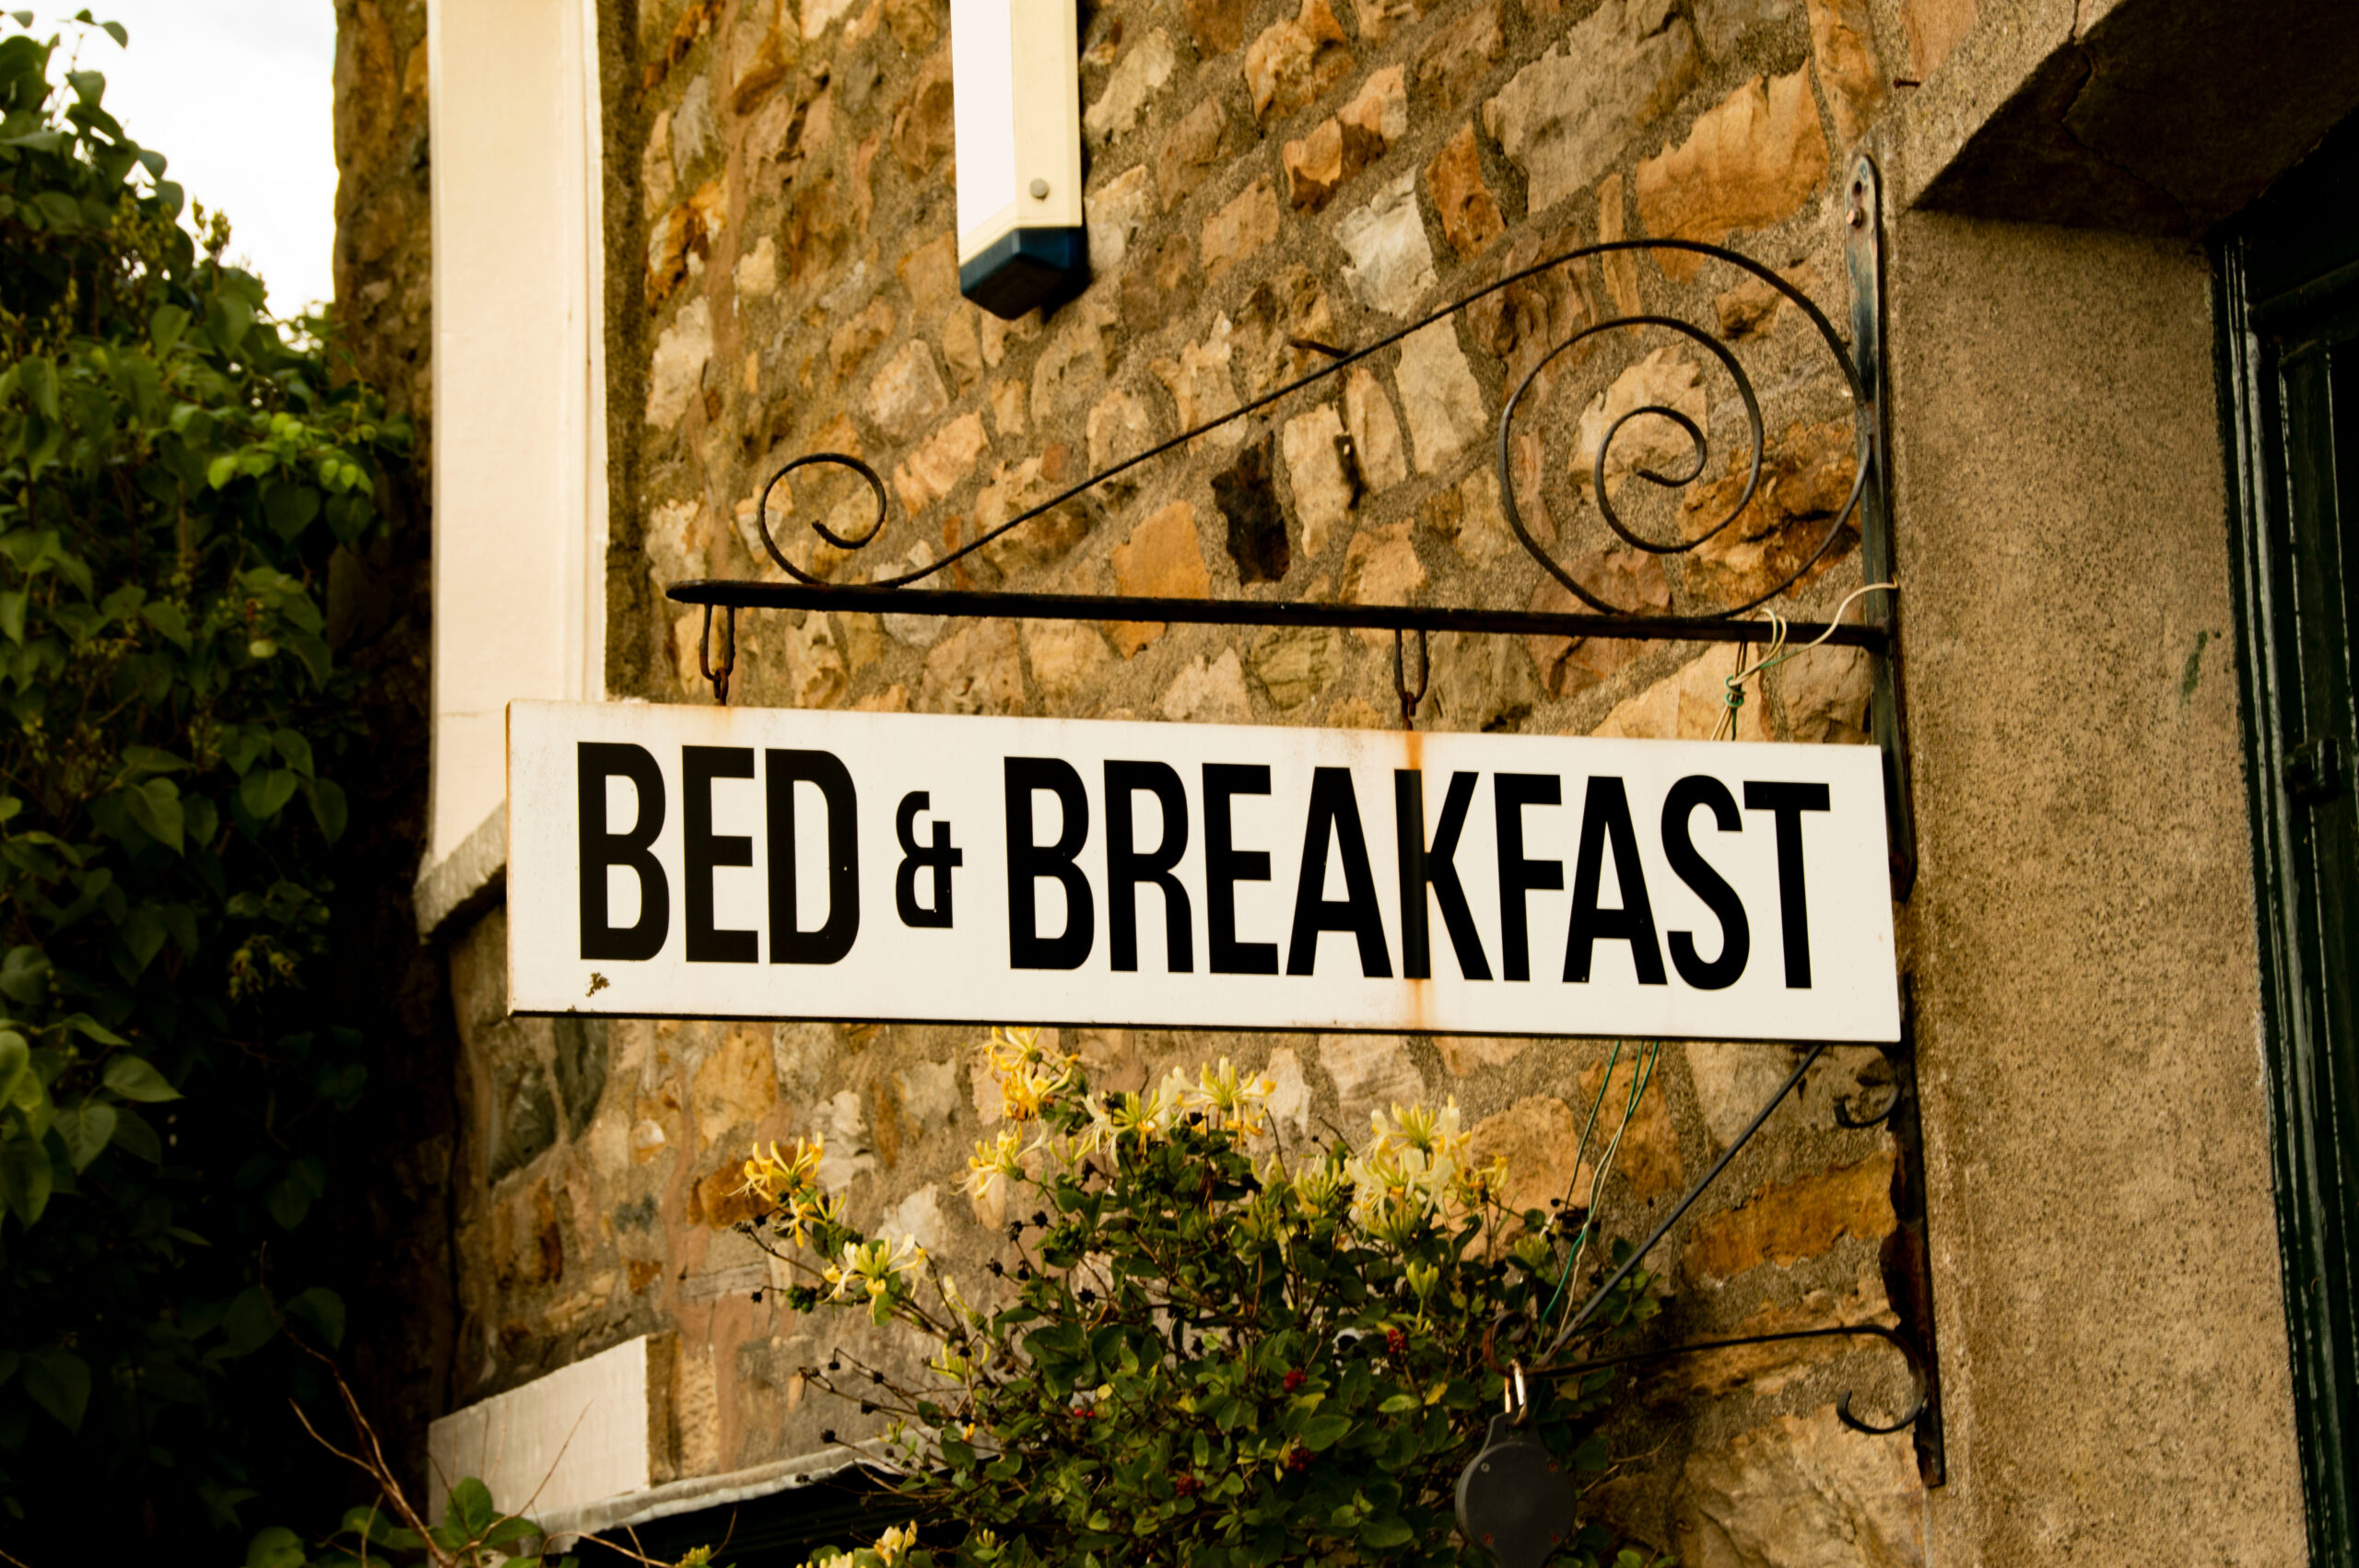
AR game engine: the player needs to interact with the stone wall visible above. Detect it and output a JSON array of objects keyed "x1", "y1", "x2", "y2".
[
  {"x1": 344, "y1": 0, "x2": 2322, "y2": 1560},
  {"x1": 430, "y1": 0, "x2": 1947, "y2": 1557}
]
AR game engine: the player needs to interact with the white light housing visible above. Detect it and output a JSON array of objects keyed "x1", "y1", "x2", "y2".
[{"x1": 950, "y1": 0, "x2": 1086, "y2": 318}]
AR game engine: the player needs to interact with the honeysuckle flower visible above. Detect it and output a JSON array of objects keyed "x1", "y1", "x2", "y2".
[
  {"x1": 783, "y1": 1187, "x2": 850, "y2": 1247},
  {"x1": 963, "y1": 1126, "x2": 1031, "y2": 1200},
  {"x1": 825, "y1": 1235, "x2": 927, "y2": 1302},
  {"x1": 738, "y1": 1135, "x2": 826, "y2": 1208},
  {"x1": 871, "y1": 1522, "x2": 919, "y2": 1566},
  {"x1": 1189, "y1": 1056, "x2": 1276, "y2": 1134}
]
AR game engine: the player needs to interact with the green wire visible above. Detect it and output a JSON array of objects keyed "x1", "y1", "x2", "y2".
[{"x1": 1540, "y1": 1038, "x2": 1660, "y2": 1328}]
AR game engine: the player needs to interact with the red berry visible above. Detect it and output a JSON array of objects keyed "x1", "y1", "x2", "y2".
[
  {"x1": 1385, "y1": 1328, "x2": 1407, "y2": 1355},
  {"x1": 1283, "y1": 1370, "x2": 1307, "y2": 1392}
]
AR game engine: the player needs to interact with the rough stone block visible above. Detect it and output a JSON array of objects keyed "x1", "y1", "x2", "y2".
[
  {"x1": 1025, "y1": 620, "x2": 1114, "y2": 703},
  {"x1": 1344, "y1": 368, "x2": 1411, "y2": 493},
  {"x1": 1485, "y1": 0, "x2": 1699, "y2": 216},
  {"x1": 1635, "y1": 70, "x2": 1830, "y2": 281},
  {"x1": 1683, "y1": 1150, "x2": 1896, "y2": 1281},
  {"x1": 1392, "y1": 321, "x2": 1485, "y2": 473},
  {"x1": 1427, "y1": 122, "x2": 1506, "y2": 259},
  {"x1": 1675, "y1": 417, "x2": 1860, "y2": 605},
  {"x1": 1249, "y1": 625, "x2": 1346, "y2": 712},
  {"x1": 1414, "y1": 2, "x2": 1502, "y2": 114},
  {"x1": 1806, "y1": 0, "x2": 1885, "y2": 145},
  {"x1": 1342, "y1": 521, "x2": 1426, "y2": 604},
  {"x1": 1160, "y1": 97, "x2": 1231, "y2": 210},
  {"x1": 1084, "y1": 28, "x2": 1178, "y2": 144},
  {"x1": 1243, "y1": 0, "x2": 1353, "y2": 123},
  {"x1": 1202, "y1": 177, "x2": 1282, "y2": 280},
  {"x1": 866, "y1": 339, "x2": 951, "y2": 443},
  {"x1": 1158, "y1": 648, "x2": 1255, "y2": 722},
  {"x1": 1672, "y1": 1405, "x2": 1925, "y2": 1568},
  {"x1": 890, "y1": 412, "x2": 989, "y2": 516},
  {"x1": 1284, "y1": 119, "x2": 1347, "y2": 210},
  {"x1": 1338, "y1": 172, "x2": 1438, "y2": 317},
  {"x1": 1109, "y1": 500, "x2": 1214, "y2": 653},
  {"x1": 1280, "y1": 403, "x2": 1356, "y2": 557},
  {"x1": 921, "y1": 619, "x2": 1027, "y2": 713}
]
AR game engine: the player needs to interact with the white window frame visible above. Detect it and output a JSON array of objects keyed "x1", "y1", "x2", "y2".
[{"x1": 419, "y1": 0, "x2": 608, "y2": 922}]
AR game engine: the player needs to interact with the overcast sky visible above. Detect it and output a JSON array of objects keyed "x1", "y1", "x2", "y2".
[{"x1": 66, "y1": 1, "x2": 339, "y2": 314}]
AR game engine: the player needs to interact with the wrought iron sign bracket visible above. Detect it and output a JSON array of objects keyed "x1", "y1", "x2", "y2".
[{"x1": 670, "y1": 158, "x2": 1918, "y2": 901}]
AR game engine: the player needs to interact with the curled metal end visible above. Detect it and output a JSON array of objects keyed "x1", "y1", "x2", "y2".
[
  {"x1": 1835, "y1": 1325, "x2": 1930, "y2": 1434},
  {"x1": 753, "y1": 452, "x2": 892, "y2": 584},
  {"x1": 1834, "y1": 1083, "x2": 1902, "y2": 1129},
  {"x1": 698, "y1": 603, "x2": 737, "y2": 705}
]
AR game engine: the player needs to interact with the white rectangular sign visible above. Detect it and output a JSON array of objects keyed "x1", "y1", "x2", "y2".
[{"x1": 506, "y1": 701, "x2": 1899, "y2": 1043}]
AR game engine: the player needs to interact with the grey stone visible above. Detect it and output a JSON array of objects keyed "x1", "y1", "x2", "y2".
[
  {"x1": 553, "y1": 1015, "x2": 609, "y2": 1135},
  {"x1": 1336, "y1": 172, "x2": 1438, "y2": 317},
  {"x1": 1672, "y1": 1405, "x2": 1924, "y2": 1568},
  {"x1": 1484, "y1": 0, "x2": 1700, "y2": 215}
]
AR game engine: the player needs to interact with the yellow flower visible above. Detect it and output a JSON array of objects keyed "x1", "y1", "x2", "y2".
[
  {"x1": 824, "y1": 1235, "x2": 927, "y2": 1302},
  {"x1": 962, "y1": 1126, "x2": 1031, "y2": 1200},
  {"x1": 872, "y1": 1522, "x2": 919, "y2": 1566},
  {"x1": 737, "y1": 1136, "x2": 826, "y2": 1209}
]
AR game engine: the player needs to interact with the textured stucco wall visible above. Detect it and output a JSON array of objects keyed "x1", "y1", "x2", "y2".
[{"x1": 1886, "y1": 212, "x2": 2307, "y2": 1562}]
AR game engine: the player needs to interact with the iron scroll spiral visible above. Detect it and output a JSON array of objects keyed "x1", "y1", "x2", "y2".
[{"x1": 743, "y1": 239, "x2": 1875, "y2": 616}]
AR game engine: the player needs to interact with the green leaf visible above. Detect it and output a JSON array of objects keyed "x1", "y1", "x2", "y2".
[
  {"x1": 240, "y1": 767, "x2": 299, "y2": 819},
  {"x1": 0, "y1": 1137, "x2": 52, "y2": 1226},
  {"x1": 59, "y1": 1098, "x2": 116, "y2": 1171},
  {"x1": 0, "y1": 1033, "x2": 25, "y2": 1106},
  {"x1": 22, "y1": 1349, "x2": 88, "y2": 1433},
  {"x1": 0, "y1": 590, "x2": 23, "y2": 643},
  {"x1": 123, "y1": 777, "x2": 183, "y2": 852},
  {"x1": 221, "y1": 1285, "x2": 276, "y2": 1356},
  {"x1": 100, "y1": 18, "x2": 126, "y2": 46},
  {"x1": 149, "y1": 302, "x2": 189, "y2": 354},
  {"x1": 245, "y1": 1525, "x2": 306, "y2": 1568},
  {"x1": 272, "y1": 727, "x2": 315, "y2": 778},
  {"x1": 19, "y1": 357, "x2": 57, "y2": 422},
  {"x1": 266, "y1": 1175, "x2": 311, "y2": 1229},
  {"x1": 1299, "y1": 1411, "x2": 1350, "y2": 1451},
  {"x1": 263, "y1": 482, "x2": 320, "y2": 540},
  {"x1": 288, "y1": 1285, "x2": 346, "y2": 1348},
  {"x1": 1357, "y1": 1515, "x2": 1413, "y2": 1550},
  {"x1": 1376, "y1": 1393, "x2": 1418, "y2": 1414},
  {"x1": 111, "y1": 1105, "x2": 161, "y2": 1163},
  {"x1": 309, "y1": 778, "x2": 348, "y2": 843},
  {"x1": 0, "y1": 946, "x2": 46, "y2": 1005},
  {"x1": 102, "y1": 1053, "x2": 180, "y2": 1102},
  {"x1": 139, "y1": 599, "x2": 190, "y2": 647},
  {"x1": 206, "y1": 452, "x2": 238, "y2": 490},
  {"x1": 447, "y1": 1478, "x2": 498, "y2": 1536}
]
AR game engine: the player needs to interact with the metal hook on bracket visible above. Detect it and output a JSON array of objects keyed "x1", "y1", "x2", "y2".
[
  {"x1": 1394, "y1": 626, "x2": 1430, "y2": 729},
  {"x1": 700, "y1": 603, "x2": 738, "y2": 706}
]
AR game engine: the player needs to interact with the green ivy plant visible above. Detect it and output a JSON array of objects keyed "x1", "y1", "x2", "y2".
[
  {"x1": 0, "y1": 9, "x2": 411, "y2": 1544},
  {"x1": 734, "y1": 1030, "x2": 1672, "y2": 1568}
]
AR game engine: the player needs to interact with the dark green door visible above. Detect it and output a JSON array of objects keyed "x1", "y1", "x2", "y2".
[{"x1": 2220, "y1": 113, "x2": 2359, "y2": 1568}]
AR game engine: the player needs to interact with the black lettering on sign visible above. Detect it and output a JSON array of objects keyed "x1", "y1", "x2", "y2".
[
  {"x1": 894, "y1": 790, "x2": 961, "y2": 930},
  {"x1": 1743, "y1": 780, "x2": 1830, "y2": 988},
  {"x1": 1105, "y1": 761, "x2": 1193, "y2": 974},
  {"x1": 1661, "y1": 775, "x2": 1749, "y2": 989},
  {"x1": 1203, "y1": 764, "x2": 1279, "y2": 975},
  {"x1": 767, "y1": 750, "x2": 860, "y2": 963},
  {"x1": 579, "y1": 742, "x2": 669, "y2": 961},
  {"x1": 1565, "y1": 776, "x2": 1666, "y2": 985},
  {"x1": 1005, "y1": 757, "x2": 1094, "y2": 970},
  {"x1": 1395, "y1": 770, "x2": 1492, "y2": 981},
  {"x1": 1286, "y1": 768, "x2": 1391, "y2": 977},
  {"x1": 1494, "y1": 774, "x2": 1562, "y2": 982},
  {"x1": 684, "y1": 747, "x2": 758, "y2": 963}
]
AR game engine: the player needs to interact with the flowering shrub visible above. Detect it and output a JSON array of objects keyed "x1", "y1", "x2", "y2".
[{"x1": 737, "y1": 1028, "x2": 1670, "y2": 1568}]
